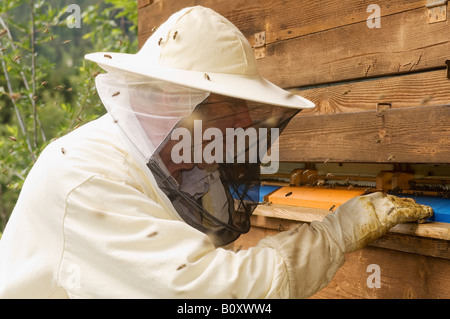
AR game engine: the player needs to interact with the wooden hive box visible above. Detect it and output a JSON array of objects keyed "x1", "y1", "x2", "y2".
[{"x1": 138, "y1": 0, "x2": 450, "y2": 298}]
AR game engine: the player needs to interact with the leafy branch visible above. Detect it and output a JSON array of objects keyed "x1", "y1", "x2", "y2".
[{"x1": 0, "y1": 0, "x2": 137, "y2": 231}]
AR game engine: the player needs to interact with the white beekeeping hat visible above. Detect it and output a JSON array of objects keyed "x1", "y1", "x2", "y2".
[{"x1": 85, "y1": 6, "x2": 314, "y2": 110}]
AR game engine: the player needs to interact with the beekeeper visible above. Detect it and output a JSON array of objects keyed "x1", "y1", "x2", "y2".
[{"x1": 0, "y1": 6, "x2": 432, "y2": 298}]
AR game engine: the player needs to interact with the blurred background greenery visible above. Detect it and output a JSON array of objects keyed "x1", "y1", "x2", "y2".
[{"x1": 0, "y1": 0, "x2": 138, "y2": 234}]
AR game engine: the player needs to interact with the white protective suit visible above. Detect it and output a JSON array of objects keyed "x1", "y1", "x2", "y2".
[
  {"x1": 0, "y1": 110, "x2": 336, "y2": 299},
  {"x1": 0, "y1": 6, "x2": 432, "y2": 299},
  {"x1": 0, "y1": 97, "x2": 432, "y2": 298}
]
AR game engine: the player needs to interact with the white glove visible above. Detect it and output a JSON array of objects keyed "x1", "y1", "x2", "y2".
[
  {"x1": 257, "y1": 192, "x2": 433, "y2": 298},
  {"x1": 322, "y1": 192, "x2": 434, "y2": 253}
]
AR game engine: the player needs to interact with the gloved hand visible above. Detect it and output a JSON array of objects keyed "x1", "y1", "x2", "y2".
[
  {"x1": 256, "y1": 191, "x2": 433, "y2": 298},
  {"x1": 323, "y1": 192, "x2": 434, "y2": 253}
]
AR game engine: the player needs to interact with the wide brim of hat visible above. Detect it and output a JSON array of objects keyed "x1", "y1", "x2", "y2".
[{"x1": 85, "y1": 52, "x2": 315, "y2": 109}]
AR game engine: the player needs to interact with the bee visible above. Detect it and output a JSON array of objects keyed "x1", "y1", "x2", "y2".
[
  {"x1": 387, "y1": 207, "x2": 395, "y2": 216},
  {"x1": 0, "y1": 29, "x2": 8, "y2": 36},
  {"x1": 8, "y1": 136, "x2": 17, "y2": 142},
  {"x1": 176, "y1": 264, "x2": 186, "y2": 271},
  {"x1": 173, "y1": 31, "x2": 178, "y2": 40},
  {"x1": 54, "y1": 85, "x2": 65, "y2": 90},
  {"x1": 32, "y1": 95, "x2": 38, "y2": 101},
  {"x1": 61, "y1": 147, "x2": 66, "y2": 155},
  {"x1": 13, "y1": 55, "x2": 20, "y2": 62},
  {"x1": 387, "y1": 154, "x2": 395, "y2": 161},
  {"x1": 117, "y1": 40, "x2": 122, "y2": 46},
  {"x1": 316, "y1": 179, "x2": 325, "y2": 186},
  {"x1": 41, "y1": 81, "x2": 48, "y2": 86},
  {"x1": 158, "y1": 38, "x2": 163, "y2": 46},
  {"x1": 347, "y1": 184, "x2": 354, "y2": 190},
  {"x1": 43, "y1": 28, "x2": 49, "y2": 33},
  {"x1": 376, "y1": 103, "x2": 391, "y2": 117},
  {"x1": 50, "y1": 35, "x2": 54, "y2": 42},
  {"x1": 62, "y1": 40, "x2": 71, "y2": 45},
  {"x1": 104, "y1": 54, "x2": 112, "y2": 59},
  {"x1": 146, "y1": 231, "x2": 158, "y2": 238},
  {"x1": 9, "y1": 93, "x2": 21, "y2": 102},
  {"x1": 112, "y1": 91, "x2": 120, "y2": 97},
  {"x1": 288, "y1": 226, "x2": 300, "y2": 236},
  {"x1": 204, "y1": 73, "x2": 211, "y2": 81},
  {"x1": 324, "y1": 158, "x2": 330, "y2": 164},
  {"x1": 285, "y1": 191, "x2": 293, "y2": 197},
  {"x1": 421, "y1": 94, "x2": 433, "y2": 104},
  {"x1": 329, "y1": 205, "x2": 336, "y2": 212}
]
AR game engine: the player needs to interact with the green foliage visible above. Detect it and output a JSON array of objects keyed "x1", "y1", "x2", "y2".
[{"x1": 0, "y1": 0, "x2": 138, "y2": 230}]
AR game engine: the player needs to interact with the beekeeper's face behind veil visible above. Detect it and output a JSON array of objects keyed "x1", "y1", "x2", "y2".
[{"x1": 88, "y1": 6, "x2": 315, "y2": 246}]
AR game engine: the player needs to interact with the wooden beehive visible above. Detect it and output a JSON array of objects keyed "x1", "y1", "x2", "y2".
[{"x1": 138, "y1": 0, "x2": 450, "y2": 298}]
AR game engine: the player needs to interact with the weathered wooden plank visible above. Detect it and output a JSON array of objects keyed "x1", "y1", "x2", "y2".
[
  {"x1": 312, "y1": 246, "x2": 450, "y2": 299},
  {"x1": 262, "y1": 0, "x2": 425, "y2": 44},
  {"x1": 294, "y1": 69, "x2": 450, "y2": 116},
  {"x1": 371, "y1": 232, "x2": 449, "y2": 260},
  {"x1": 138, "y1": 0, "x2": 450, "y2": 88},
  {"x1": 233, "y1": 225, "x2": 450, "y2": 298},
  {"x1": 390, "y1": 222, "x2": 450, "y2": 242},
  {"x1": 278, "y1": 104, "x2": 450, "y2": 163},
  {"x1": 252, "y1": 205, "x2": 450, "y2": 241},
  {"x1": 235, "y1": 222, "x2": 450, "y2": 298},
  {"x1": 137, "y1": 0, "x2": 153, "y2": 9},
  {"x1": 259, "y1": 5, "x2": 450, "y2": 88},
  {"x1": 247, "y1": 213, "x2": 450, "y2": 259},
  {"x1": 138, "y1": 0, "x2": 266, "y2": 47},
  {"x1": 138, "y1": 0, "x2": 425, "y2": 45}
]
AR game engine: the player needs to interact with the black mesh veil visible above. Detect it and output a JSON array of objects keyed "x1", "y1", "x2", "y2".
[{"x1": 147, "y1": 96, "x2": 300, "y2": 247}]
